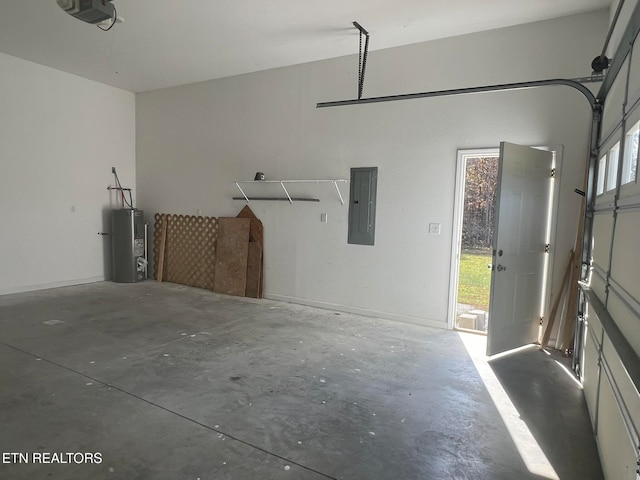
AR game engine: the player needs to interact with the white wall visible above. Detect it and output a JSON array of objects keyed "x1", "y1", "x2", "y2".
[
  {"x1": 137, "y1": 11, "x2": 607, "y2": 328},
  {"x1": 0, "y1": 53, "x2": 136, "y2": 295}
]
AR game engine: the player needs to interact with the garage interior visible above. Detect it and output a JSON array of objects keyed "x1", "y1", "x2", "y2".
[
  {"x1": 0, "y1": 282, "x2": 603, "y2": 480},
  {"x1": 1, "y1": 1, "x2": 639, "y2": 480}
]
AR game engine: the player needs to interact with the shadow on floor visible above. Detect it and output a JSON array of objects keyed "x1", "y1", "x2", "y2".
[{"x1": 487, "y1": 345, "x2": 603, "y2": 480}]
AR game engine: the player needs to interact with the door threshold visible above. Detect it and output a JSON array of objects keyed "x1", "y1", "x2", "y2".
[{"x1": 454, "y1": 327, "x2": 488, "y2": 336}]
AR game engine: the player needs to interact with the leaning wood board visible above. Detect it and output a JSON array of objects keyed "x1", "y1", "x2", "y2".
[
  {"x1": 540, "y1": 250, "x2": 574, "y2": 350},
  {"x1": 236, "y1": 205, "x2": 264, "y2": 248},
  {"x1": 236, "y1": 205, "x2": 264, "y2": 298},
  {"x1": 213, "y1": 217, "x2": 251, "y2": 296},
  {"x1": 245, "y1": 241, "x2": 262, "y2": 298},
  {"x1": 156, "y1": 214, "x2": 168, "y2": 282}
]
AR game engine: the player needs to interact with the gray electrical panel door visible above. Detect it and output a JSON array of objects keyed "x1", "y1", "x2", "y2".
[{"x1": 348, "y1": 167, "x2": 377, "y2": 245}]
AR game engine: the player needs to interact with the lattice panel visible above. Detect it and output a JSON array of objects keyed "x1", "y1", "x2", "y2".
[{"x1": 153, "y1": 214, "x2": 218, "y2": 290}]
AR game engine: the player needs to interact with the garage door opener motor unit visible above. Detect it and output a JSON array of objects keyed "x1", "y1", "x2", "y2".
[{"x1": 56, "y1": 0, "x2": 115, "y2": 24}]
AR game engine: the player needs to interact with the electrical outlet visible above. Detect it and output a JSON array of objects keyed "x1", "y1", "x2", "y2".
[{"x1": 429, "y1": 223, "x2": 441, "y2": 235}]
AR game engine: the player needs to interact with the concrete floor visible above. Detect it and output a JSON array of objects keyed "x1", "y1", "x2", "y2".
[{"x1": 0, "y1": 282, "x2": 603, "y2": 480}]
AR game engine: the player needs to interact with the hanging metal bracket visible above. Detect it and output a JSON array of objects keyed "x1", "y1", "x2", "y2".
[{"x1": 353, "y1": 21, "x2": 370, "y2": 100}]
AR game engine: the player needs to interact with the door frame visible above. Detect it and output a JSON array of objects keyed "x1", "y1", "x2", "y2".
[
  {"x1": 448, "y1": 148, "x2": 499, "y2": 330},
  {"x1": 448, "y1": 146, "x2": 563, "y2": 344}
]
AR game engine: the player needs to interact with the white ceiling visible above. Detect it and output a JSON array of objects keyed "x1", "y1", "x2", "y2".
[{"x1": 0, "y1": 1, "x2": 611, "y2": 93}]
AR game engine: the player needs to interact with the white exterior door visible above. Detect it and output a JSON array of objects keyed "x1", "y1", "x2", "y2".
[{"x1": 487, "y1": 142, "x2": 553, "y2": 356}]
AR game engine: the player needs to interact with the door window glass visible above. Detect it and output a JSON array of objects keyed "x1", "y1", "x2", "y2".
[
  {"x1": 606, "y1": 143, "x2": 619, "y2": 192},
  {"x1": 622, "y1": 121, "x2": 639, "y2": 185}
]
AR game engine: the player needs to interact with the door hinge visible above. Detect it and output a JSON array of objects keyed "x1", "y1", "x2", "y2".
[
  {"x1": 551, "y1": 168, "x2": 556, "y2": 178},
  {"x1": 545, "y1": 244, "x2": 550, "y2": 253}
]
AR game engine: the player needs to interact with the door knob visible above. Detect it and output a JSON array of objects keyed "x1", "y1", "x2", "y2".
[{"x1": 497, "y1": 264, "x2": 507, "y2": 272}]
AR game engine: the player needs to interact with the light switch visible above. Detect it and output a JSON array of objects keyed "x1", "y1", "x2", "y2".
[
  {"x1": 429, "y1": 223, "x2": 441, "y2": 235},
  {"x1": 321, "y1": 213, "x2": 328, "y2": 223}
]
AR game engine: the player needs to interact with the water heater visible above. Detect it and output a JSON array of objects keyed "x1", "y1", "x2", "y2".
[{"x1": 111, "y1": 208, "x2": 147, "y2": 283}]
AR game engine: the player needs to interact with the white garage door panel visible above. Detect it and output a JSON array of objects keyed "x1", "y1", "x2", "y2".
[
  {"x1": 618, "y1": 184, "x2": 640, "y2": 206},
  {"x1": 611, "y1": 211, "x2": 640, "y2": 301},
  {"x1": 602, "y1": 334, "x2": 640, "y2": 434},
  {"x1": 582, "y1": 321, "x2": 602, "y2": 427},
  {"x1": 601, "y1": 58, "x2": 629, "y2": 139},
  {"x1": 592, "y1": 213, "x2": 614, "y2": 272},
  {"x1": 626, "y1": 5, "x2": 640, "y2": 108},
  {"x1": 608, "y1": 0, "x2": 640, "y2": 62},
  {"x1": 590, "y1": 209, "x2": 612, "y2": 304},
  {"x1": 596, "y1": 372, "x2": 639, "y2": 480},
  {"x1": 590, "y1": 272, "x2": 608, "y2": 304},
  {"x1": 606, "y1": 291, "x2": 640, "y2": 359}
]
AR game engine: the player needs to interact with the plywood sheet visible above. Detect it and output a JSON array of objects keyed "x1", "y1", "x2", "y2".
[
  {"x1": 156, "y1": 214, "x2": 168, "y2": 282},
  {"x1": 236, "y1": 205, "x2": 264, "y2": 247},
  {"x1": 245, "y1": 241, "x2": 262, "y2": 298},
  {"x1": 213, "y1": 217, "x2": 251, "y2": 296},
  {"x1": 236, "y1": 205, "x2": 264, "y2": 298}
]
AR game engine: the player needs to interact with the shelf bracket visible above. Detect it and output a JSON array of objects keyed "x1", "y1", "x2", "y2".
[
  {"x1": 234, "y1": 179, "x2": 349, "y2": 204},
  {"x1": 280, "y1": 181, "x2": 293, "y2": 203},
  {"x1": 333, "y1": 180, "x2": 345, "y2": 205},
  {"x1": 235, "y1": 182, "x2": 250, "y2": 202}
]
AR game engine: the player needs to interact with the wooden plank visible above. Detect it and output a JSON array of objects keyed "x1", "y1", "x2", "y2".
[
  {"x1": 258, "y1": 255, "x2": 264, "y2": 299},
  {"x1": 237, "y1": 205, "x2": 264, "y2": 298},
  {"x1": 245, "y1": 241, "x2": 262, "y2": 298},
  {"x1": 157, "y1": 215, "x2": 168, "y2": 282},
  {"x1": 258, "y1": 253, "x2": 264, "y2": 298},
  {"x1": 213, "y1": 217, "x2": 250, "y2": 296},
  {"x1": 540, "y1": 250, "x2": 574, "y2": 350},
  {"x1": 236, "y1": 205, "x2": 255, "y2": 219},
  {"x1": 560, "y1": 169, "x2": 589, "y2": 351},
  {"x1": 236, "y1": 205, "x2": 264, "y2": 247}
]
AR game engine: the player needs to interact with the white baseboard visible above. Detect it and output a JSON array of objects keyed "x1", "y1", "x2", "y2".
[
  {"x1": 0, "y1": 276, "x2": 106, "y2": 296},
  {"x1": 264, "y1": 293, "x2": 447, "y2": 330}
]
